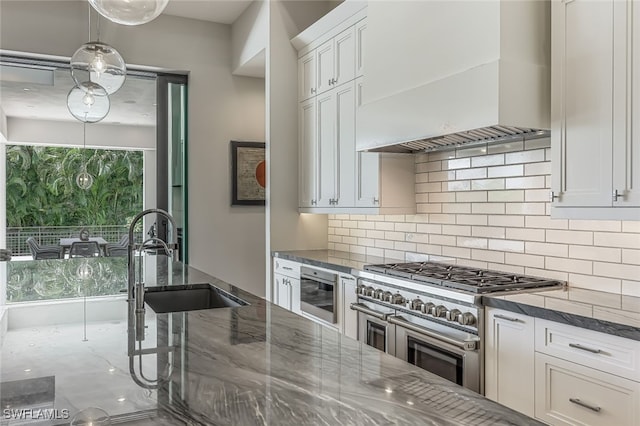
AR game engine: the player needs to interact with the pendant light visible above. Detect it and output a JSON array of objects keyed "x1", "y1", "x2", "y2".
[
  {"x1": 67, "y1": 81, "x2": 110, "y2": 123},
  {"x1": 76, "y1": 121, "x2": 94, "y2": 190},
  {"x1": 88, "y1": 0, "x2": 169, "y2": 26},
  {"x1": 70, "y1": 4, "x2": 126, "y2": 95}
]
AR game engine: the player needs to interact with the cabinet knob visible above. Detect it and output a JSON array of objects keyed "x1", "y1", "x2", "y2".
[
  {"x1": 311, "y1": 199, "x2": 317, "y2": 205},
  {"x1": 373, "y1": 197, "x2": 379, "y2": 204},
  {"x1": 613, "y1": 189, "x2": 623, "y2": 201},
  {"x1": 311, "y1": 88, "x2": 316, "y2": 94},
  {"x1": 550, "y1": 191, "x2": 559, "y2": 202},
  {"x1": 328, "y1": 78, "x2": 333, "y2": 85}
]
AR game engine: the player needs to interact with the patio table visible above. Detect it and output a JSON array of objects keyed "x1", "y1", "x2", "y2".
[{"x1": 59, "y1": 237, "x2": 108, "y2": 257}]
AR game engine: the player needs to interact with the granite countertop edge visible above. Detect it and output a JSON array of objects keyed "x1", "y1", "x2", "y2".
[
  {"x1": 482, "y1": 297, "x2": 640, "y2": 341},
  {"x1": 273, "y1": 250, "x2": 640, "y2": 341}
]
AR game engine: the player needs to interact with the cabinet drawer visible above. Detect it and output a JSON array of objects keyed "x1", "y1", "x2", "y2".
[
  {"x1": 535, "y1": 353, "x2": 640, "y2": 426},
  {"x1": 535, "y1": 318, "x2": 640, "y2": 381},
  {"x1": 273, "y1": 258, "x2": 301, "y2": 279}
]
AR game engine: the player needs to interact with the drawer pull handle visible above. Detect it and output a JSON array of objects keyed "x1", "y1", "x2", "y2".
[
  {"x1": 569, "y1": 398, "x2": 601, "y2": 413},
  {"x1": 569, "y1": 343, "x2": 602, "y2": 354},
  {"x1": 283, "y1": 266, "x2": 293, "y2": 271},
  {"x1": 494, "y1": 314, "x2": 520, "y2": 322}
]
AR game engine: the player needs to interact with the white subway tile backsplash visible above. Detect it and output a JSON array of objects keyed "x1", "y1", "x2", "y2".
[
  {"x1": 488, "y1": 215, "x2": 525, "y2": 228},
  {"x1": 328, "y1": 143, "x2": 639, "y2": 293},
  {"x1": 472, "y1": 226, "x2": 506, "y2": 239},
  {"x1": 488, "y1": 190, "x2": 525, "y2": 202},
  {"x1": 546, "y1": 229, "x2": 593, "y2": 245},
  {"x1": 593, "y1": 232, "x2": 640, "y2": 249},
  {"x1": 505, "y1": 202, "x2": 546, "y2": 216},
  {"x1": 505, "y1": 176, "x2": 546, "y2": 189},
  {"x1": 505, "y1": 228, "x2": 546, "y2": 242},
  {"x1": 457, "y1": 214, "x2": 489, "y2": 226},
  {"x1": 487, "y1": 164, "x2": 524, "y2": 178},
  {"x1": 505, "y1": 149, "x2": 545, "y2": 164},
  {"x1": 569, "y1": 245, "x2": 621, "y2": 263},
  {"x1": 456, "y1": 191, "x2": 488, "y2": 203},
  {"x1": 471, "y1": 178, "x2": 505, "y2": 190},
  {"x1": 472, "y1": 153, "x2": 505, "y2": 167},
  {"x1": 526, "y1": 241, "x2": 569, "y2": 257},
  {"x1": 445, "y1": 158, "x2": 471, "y2": 170},
  {"x1": 488, "y1": 239, "x2": 524, "y2": 252}
]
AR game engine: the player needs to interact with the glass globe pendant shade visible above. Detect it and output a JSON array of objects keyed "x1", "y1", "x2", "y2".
[
  {"x1": 76, "y1": 167, "x2": 94, "y2": 190},
  {"x1": 88, "y1": 0, "x2": 169, "y2": 26},
  {"x1": 67, "y1": 82, "x2": 110, "y2": 123},
  {"x1": 71, "y1": 41, "x2": 126, "y2": 94}
]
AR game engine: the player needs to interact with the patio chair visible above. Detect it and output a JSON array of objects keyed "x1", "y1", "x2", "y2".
[
  {"x1": 26, "y1": 237, "x2": 63, "y2": 260},
  {"x1": 69, "y1": 241, "x2": 101, "y2": 258},
  {"x1": 105, "y1": 235, "x2": 128, "y2": 257}
]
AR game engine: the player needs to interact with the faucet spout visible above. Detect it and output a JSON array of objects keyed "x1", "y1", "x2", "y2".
[{"x1": 127, "y1": 208, "x2": 179, "y2": 340}]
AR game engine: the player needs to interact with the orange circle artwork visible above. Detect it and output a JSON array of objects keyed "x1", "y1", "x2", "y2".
[{"x1": 255, "y1": 160, "x2": 266, "y2": 188}]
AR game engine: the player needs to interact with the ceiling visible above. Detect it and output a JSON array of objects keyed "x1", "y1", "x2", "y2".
[{"x1": 0, "y1": 0, "x2": 254, "y2": 129}]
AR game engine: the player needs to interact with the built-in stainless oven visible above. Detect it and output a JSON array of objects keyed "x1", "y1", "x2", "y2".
[
  {"x1": 390, "y1": 315, "x2": 480, "y2": 393},
  {"x1": 300, "y1": 266, "x2": 338, "y2": 324},
  {"x1": 350, "y1": 301, "x2": 396, "y2": 355}
]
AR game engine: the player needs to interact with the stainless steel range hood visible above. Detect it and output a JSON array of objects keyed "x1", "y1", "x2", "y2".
[
  {"x1": 361, "y1": 126, "x2": 551, "y2": 154},
  {"x1": 356, "y1": 0, "x2": 551, "y2": 154}
]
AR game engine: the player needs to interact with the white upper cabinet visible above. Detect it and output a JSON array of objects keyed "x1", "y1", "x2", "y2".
[
  {"x1": 551, "y1": 0, "x2": 640, "y2": 219},
  {"x1": 298, "y1": 51, "x2": 316, "y2": 102},
  {"x1": 299, "y1": 98, "x2": 316, "y2": 207},
  {"x1": 355, "y1": 19, "x2": 366, "y2": 77}
]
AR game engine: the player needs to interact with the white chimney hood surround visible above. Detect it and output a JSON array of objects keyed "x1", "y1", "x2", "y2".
[{"x1": 357, "y1": 0, "x2": 551, "y2": 153}]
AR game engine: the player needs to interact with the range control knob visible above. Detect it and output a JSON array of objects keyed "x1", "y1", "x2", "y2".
[
  {"x1": 422, "y1": 302, "x2": 436, "y2": 315},
  {"x1": 364, "y1": 286, "x2": 375, "y2": 297},
  {"x1": 446, "y1": 309, "x2": 462, "y2": 322},
  {"x1": 458, "y1": 312, "x2": 477, "y2": 326},
  {"x1": 391, "y1": 293, "x2": 405, "y2": 305},
  {"x1": 433, "y1": 305, "x2": 448, "y2": 318},
  {"x1": 373, "y1": 288, "x2": 385, "y2": 300},
  {"x1": 409, "y1": 298, "x2": 424, "y2": 311},
  {"x1": 381, "y1": 291, "x2": 394, "y2": 302},
  {"x1": 356, "y1": 284, "x2": 367, "y2": 295}
]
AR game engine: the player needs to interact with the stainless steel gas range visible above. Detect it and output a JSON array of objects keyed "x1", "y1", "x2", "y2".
[{"x1": 350, "y1": 261, "x2": 565, "y2": 394}]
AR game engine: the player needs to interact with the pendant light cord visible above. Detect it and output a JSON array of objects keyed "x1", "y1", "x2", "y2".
[{"x1": 83, "y1": 120, "x2": 87, "y2": 170}]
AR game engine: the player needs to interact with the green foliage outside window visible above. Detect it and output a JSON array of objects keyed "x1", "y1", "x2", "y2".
[{"x1": 6, "y1": 145, "x2": 143, "y2": 227}]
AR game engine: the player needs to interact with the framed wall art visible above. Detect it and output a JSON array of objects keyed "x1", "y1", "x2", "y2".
[{"x1": 231, "y1": 141, "x2": 266, "y2": 206}]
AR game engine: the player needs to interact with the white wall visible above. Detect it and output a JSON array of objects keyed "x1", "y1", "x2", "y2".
[
  {"x1": 231, "y1": 0, "x2": 267, "y2": 77},
  {"x1": 0, "y1": 1, "x2": 266, "y2": 296}
]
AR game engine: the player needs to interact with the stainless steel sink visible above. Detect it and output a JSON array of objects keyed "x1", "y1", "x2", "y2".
[{"x1": 143, "y1": 283, "x2": 249, "y2": 313}]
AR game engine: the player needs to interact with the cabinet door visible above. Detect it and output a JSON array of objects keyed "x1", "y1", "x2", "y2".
[
  {"x1": 551, "y1": 0, "x2": 614, "y2": 207},
  {"x1": 355, "y1": 19, "x2": 366, "y2": 77},
  {"x1": 535, "y1": 352, "x2": 640, "y2": 426},
  {"x1": 335, "y1": 81, "x2": 356, "y2": 207},
  {"x1": 316, "y1": 39, "x2": 334, "y2": 96},
  {"x1": 614, "y1": 1, "x2": 640, "y2": 207},
  {"x1": 275, "y1": 274, "x2": 291, "y2": 310},
  {"x1": 299, "y1": 98, "x2": 317, "y2": 207},
  {"x1": 317, "y1": 90, "x2": 337, "y2": 207},
  {"x1": 354, "y1": 77, "x2": 380, "y2": 207},
  {"x1": 298, "y1": 50, "x2": 316, "y2": 101},
  {"x1": 341, "y1": 276, "x2": 357, "y2": 340},
  {"x1": 334, "y1": 26, "x2": 355, "y2": 86},
  {"x1": 484, "y1": 308, "x2": 535, "y2": 417},
  {"x1": 289, "y1": 277, "x2": 301, "y2": 315}
]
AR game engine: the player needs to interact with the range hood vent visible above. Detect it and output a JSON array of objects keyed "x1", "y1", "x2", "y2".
[{"x1": 363, "y1": 127, "x2": 551, "y2": 154}]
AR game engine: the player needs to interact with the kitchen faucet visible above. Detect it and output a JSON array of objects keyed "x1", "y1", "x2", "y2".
[{"x1": 127, "y1": 208, "x2": 178, "y2": 341}]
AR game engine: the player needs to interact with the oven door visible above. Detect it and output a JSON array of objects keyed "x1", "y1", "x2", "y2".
[
  {"x1": 350, "y1": 302, "x2": 396, "y2": 356},
  {"x1": 299, "y1": 266, "x2": 338, "y2": 324},
  {"x1": 389, "y1": 315, "x2": 480, "y2": 393}
]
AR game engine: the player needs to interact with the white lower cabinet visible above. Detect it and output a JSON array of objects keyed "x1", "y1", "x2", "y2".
[
  {"x1": 340, "y1": 274, "x2": 357, "y2": 339},
  {"x1": 274, "y1": 273, "x2": 300, "y2": 315},
  {"x1": 484, "y1": 308, "x2": 640, "y2": 425},
  {"x1": 484, "y1": 308, "x2": 535, "y2": 417},
  {"x1": 534, "y1": 353, "x2": 640, "y2": 426}
]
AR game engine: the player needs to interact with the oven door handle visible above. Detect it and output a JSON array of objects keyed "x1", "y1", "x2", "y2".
[
  {"x1": 350, "y1": 303, "x2": 388, "y2": 320},
  {"x1": 387, "y1": 315, "x2": 477, "y2": 351}
]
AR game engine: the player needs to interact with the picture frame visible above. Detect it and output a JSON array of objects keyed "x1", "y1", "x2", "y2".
[{"x1": 231, "y1": 141, "x2": 266, "y2": 206}]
